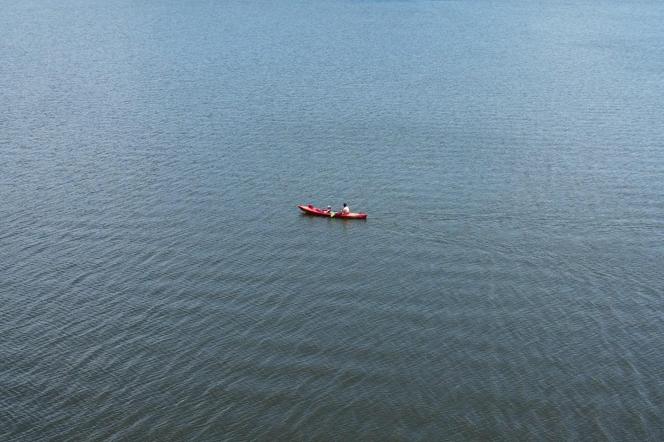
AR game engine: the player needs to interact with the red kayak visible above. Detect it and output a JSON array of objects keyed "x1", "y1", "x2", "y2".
[{"x1": 298, "y1": 204, "x2": 367, "y2": 220}]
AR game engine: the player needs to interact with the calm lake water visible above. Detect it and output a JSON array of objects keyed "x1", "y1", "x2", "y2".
[{"x1": 2, "y1": 0, "x2": 664, "y2": 439}]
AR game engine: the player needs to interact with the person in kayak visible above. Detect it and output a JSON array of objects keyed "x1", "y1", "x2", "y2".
[{"x1": 341, "y1": 203, "x2": 350, "y2": 214}]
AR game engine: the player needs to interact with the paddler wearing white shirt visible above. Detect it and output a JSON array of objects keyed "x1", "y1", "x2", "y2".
[{"x1": 341, "y1": 203, "x2": 350, "y2": 214}]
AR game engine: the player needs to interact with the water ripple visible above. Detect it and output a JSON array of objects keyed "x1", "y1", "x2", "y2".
[{"x1": 3, "y1": 0, "x2": 664, "y2": 440}]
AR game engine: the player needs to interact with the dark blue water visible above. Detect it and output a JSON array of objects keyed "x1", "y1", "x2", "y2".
[{"x1": 2, "y1": 0, "x2": 664, "y2": 439}]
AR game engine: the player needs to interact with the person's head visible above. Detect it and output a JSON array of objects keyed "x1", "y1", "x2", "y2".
[{"x1": 343, "y1": 203, "x2": 347, "y2": 207}]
